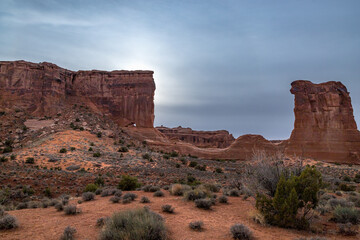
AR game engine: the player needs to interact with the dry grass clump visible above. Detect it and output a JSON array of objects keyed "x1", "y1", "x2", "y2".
[
  {"x1": 169, "y1": 184, "x2": 191, "y2": 196},
  {"x1": 99, "y1": 207, "x2": 167, "y2": 240}
]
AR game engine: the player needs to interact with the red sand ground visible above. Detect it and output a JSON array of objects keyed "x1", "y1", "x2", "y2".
[{"x1": 0, "y1": 192, "x2": 356, "y2": 240}]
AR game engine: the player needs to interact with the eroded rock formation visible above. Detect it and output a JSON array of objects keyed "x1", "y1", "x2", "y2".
[
  {"x1": 156, "y1": 126, "x2": 235, "y2": 148},
  {"x1": 0, "y1": 60, "x2": 155, "y2": 127},
  {"x1": 285, "y1": 80, "x2": 360, "y2": 163}
]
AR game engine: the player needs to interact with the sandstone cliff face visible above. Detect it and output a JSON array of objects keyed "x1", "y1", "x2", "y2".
[
  {"x1": 156, "y1": 126, "x2": 235, "y2": 148},
  {"x1": 285, "y1": 80, "x2": 360, "y2": 163},
  {"x1": 0, "y1": 61, "x2": 155, "y2": 127}
]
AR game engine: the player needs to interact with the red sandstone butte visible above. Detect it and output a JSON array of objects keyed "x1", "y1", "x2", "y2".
[
  {"x1": 156, "y1": 126, "x2": 235, "y2": 148},
  {"x1": 0, "y1": 60, "x2": 155, "y2": 127},
  {"x1": 285, "y1": 80, "x2": 360, "y2": 163}
]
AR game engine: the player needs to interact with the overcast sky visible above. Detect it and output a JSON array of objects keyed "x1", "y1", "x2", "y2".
[{"x1": 1, "y1": 0, "x2": 359, "y2": 139}]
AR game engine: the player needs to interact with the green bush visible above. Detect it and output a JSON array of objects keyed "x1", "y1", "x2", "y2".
[
  {"x1": 95, "y1": 177, "x2": 105, "y2": 187},
  {"x1": 99, "y1": 207, "x2": 167, "y2": 240},
  {"x1": 93, "y1": 152, "x2": 101, "y2": 157},
  {"x1": 118, "y1": 175, "x2": 141, "y2": 191},
  {"x1": 118, "y1": 147, "x2": 128, "y2": 153},
  {"x1": 84, "y1": 183, "x2": 98, "y2": 193},
  {"x1": 256, "y1": 166, "x2": 322, "y2": 229},
  {"x1": 59, "y1": 148, "x2": 67, "y2": 153},
  {"x1": 333, "y1": 206, "x2": 360, "y2": 224},
  {"x1": 25, "y1": 157, "x2": 35, "y2": 164}
]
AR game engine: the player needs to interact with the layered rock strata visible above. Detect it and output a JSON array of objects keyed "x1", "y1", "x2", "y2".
[{"x1": 0, "y1": 60, "x2": 155, "y2": 127}]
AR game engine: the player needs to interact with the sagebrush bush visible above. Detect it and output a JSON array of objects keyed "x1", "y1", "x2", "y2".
[
  {"x1": 0, "y1": 214, "x2": 18, "y2": 230},
  {"x1": 337, "y1": 223, "x2": 358, "y2": 236},
  {"x1": 101, "y1": 188, "x2": 117, "y2": 197},
  {"x1": 118, "y1": 175, "x2": 141, "y2": 191},
  {"x1": 140, "y1": 196, "x2": 150, "y2": 203},
  {"x1": 333, "y1": 206, "x2": 360, "y2": 224},
  {"x1": 227, "y1": 189, "x2": 241, "y2": 197},
  {"x1": 161, "y1": 204, "x2": 174, "y2": 213},
  {"x1": 194, "y1": 198, "x2": 213, "y2": 210},
  {"x1": 110, "y1": 196, "x2": 121, "y2": 203},
  {"x1": 84, "y1": 183, "x2": 98, "y2": 193},
  {"x1": 169, "y1": 184, "x2": 191, "y2": 196},
  {"x1": 122, "y1": 198, "x2": 132, "y2": 204},
  {"x1": 230, "y1": 224, "x2": 253, "y2": 240},
  {"x1": 184, "y1": 189, "x2": 207, "y2": 201},
  {"x1": 114, "y1": 190, "x2": 122, "y2": 198},
  {"x1": 55, "y1": 202, "x2": 64, "y2": 211},
  {"x1": 123, "y1": 193, "x2": 137, "y2": 201},
  {"x1": 60, "y1": 226, "x2": 76, "y2": 240},
  {"x1": 153, "y1": 190, "x2": 164, "y2": 197},
  {"x1": 189, "y1": 221, "x2": 203, "y2": 231},
  {"x1": 219, "y1": 195, "x2": 228, "y2": 204},
  {"x1": 99, "y1": 207, "x2": 167, "y2": 240},
  {"x1": 328, "y1": 198, "x2": 353, "y2": 209},
  {"x1": 82, "y1": 192, "x2": 95, "y2": 201},
  {"x1": 64, "y1": 205, "x2": 81, "y2": 215},
  {"x1": 97, "y1": 217, "x2": 110, "y2": 227}
]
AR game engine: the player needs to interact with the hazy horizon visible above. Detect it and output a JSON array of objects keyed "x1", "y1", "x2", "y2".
[{"x1": 1, "y1": 0, "x2": 359, "y2": 139}]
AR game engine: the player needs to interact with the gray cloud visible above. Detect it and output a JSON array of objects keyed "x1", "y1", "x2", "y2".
[{"x1": 0, "y1": 0, "x2": 359, "y2": 139}]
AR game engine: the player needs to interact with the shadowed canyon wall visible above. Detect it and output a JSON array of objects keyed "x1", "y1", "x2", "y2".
[{"x1": 0, "y1": 61, "x2": 155, "y2": 127}]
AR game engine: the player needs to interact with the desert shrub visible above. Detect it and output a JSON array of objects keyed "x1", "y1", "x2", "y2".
[
  {"x1": 123, "y1": 193, "x2": 137, "y2": 201},
  {"x1": 169, "y1": 184, "x2": 191, "y2": 196},
  {"x1": 97, "y1": 217, "x2": 110, "y2": 227},
  {"x1": 194, "y1": 198, "x2": 213, "y2": 210},
  {"x1": 122, "y1": 198, "x2": 132, "y2": 204},
  {"x1": 153, "y1": 190, "x2": 164, "y2": 197},
  {"x1": 354, "y1": 173, "x2": 360, "y2": 183},
  {"x1": 110, "y1": 196, "x2": 121, "y2": 203},
  {"x1": 189, "y1": 161, "x2": 198, "y2": 167},
  {"x1": 161, "y1": 204, "x2": 174, "y2": 213},
  {"x1": 184, "y1": 189, "x2": 207, "y2": 201},
  {"x1": 59, "y1": 148, "x2": 67, "y2": 153},
  {"x1": 60, "y1": 226, "x2": 76, "y2": 240},
  {"x1": 2, "y1": 146, "x2": 12, "y2": 153},
  {"x1": 17, "y1": 202, "x2": 28, "y2": 210},
  {"x1": 203, "y1": 183, "x2": 220, "y2": 193},
  {"x1": 230, "y1": 224, "x2": 253, "y2": 240},
  {"x1": 333, "y1": 206, "x2": 360, "y2": 224},
  {"x1": 189, "y1": 221, "x2": 203, "y2": 231},
  {"x1": 84, "y1": 183, "x2": 98, "y2": 193},
  {"x1": 140, "y1": 196, "x2": 150, "y2": 203},
  {"x1": 226, "y1": 189, "x2": 241, "y2": 197},
  {"x1": 343, "y1": 175, "x2": 352, "y2": 182},
  {"x1": 82, "y1": 192, "x2": 95, "y2": 201},
  {"x1": 118, "y1": 147, "x2": 128, "y2": 153},
  {"x1": 95, "y1": 188, "x2": 103, "y2": 195},
  {"x1": 64, "y1": 205, "x2": 81, "y2": 215},
  {"x1": 0, "y1": 156, "x2": 7, "y2": 162},
  {"x1": 335, "y1": 191, "x2": 342, "y2": 196},
  {"x1": 95, "y1": 177, "x2": 105, "y2": 187},
  {"x1": 25, "y1": 157, "x2": 35, "y2": 164},
  {"x1": 55, "y1": 202, "x2": 64, "y2": 211},
  {"x1": 255, "y1": 166, "x2": 322, "y2": 229},
  {"x1": 337, "y1": 223, "x2": 358, "y2": 236},
  {"x1": 118, "y1": 175, "x2": 141, "y2": 191},
  {"x1": 170, "y1": 151, "x2": 178, "y2": 157},
  {"x1": 0, "y1": 214, "x2": 18, "y2": 230},
  {"x1": 215, "y1": 168, "x2": 223, "y2": 173},
  {"x1": 99, "y1": 207, "x2": 167, "y2": 240},
  {"x1": 195, "y1": 165, "x2": 207, "y2": 171},
  {"x1": 101, "y1": 188, "x2": 117, "y2": 197},
  {"x1": 339, "y1": 183, "x2": 356, "y2": 192},
  {"x1": 243, "y1": 151, "x2": 303, "y2": 197},
  {"x1": 142, "y1": 153, "x2": 151, "y2": 160},
  {"x1": 114, "y1": 190, "x2": 122, "y2": 198},
  {"x1": 93, "y1": 152, "x2": 101, "y2": 157},
  {"x1": 328, "y1": 198, "x2": 353, "y2": 209},
  {"x1": 219, "y1": 195, "x2": 228, "y2": 204},
  {"x1": 142, "y1": 185, "x2": 160, "y2": 192},
  {"x1": 97, "y1": 132, "x2": 102, "y2": 138}
]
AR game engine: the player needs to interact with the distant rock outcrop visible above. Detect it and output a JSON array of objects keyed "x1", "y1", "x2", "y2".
[
  {"x1": 0, "y1": 60, "x2": 155, "y2": 127},
  {"x1": 156, "y1": 126, "x2": 235, "y2": 148},
  {"x1": 285, "y1": 80, "x2": 360, "y2": 163}
]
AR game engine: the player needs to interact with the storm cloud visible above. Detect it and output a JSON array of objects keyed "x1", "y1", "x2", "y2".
[{"x1": 1, "y1": 0, "x2": 359, "y2": 139}]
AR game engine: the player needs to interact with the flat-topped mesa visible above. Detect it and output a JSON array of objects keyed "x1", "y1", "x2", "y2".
[
  {"x1": 285, "y1": 80, "x2": 360, "y2": 163},
  {"x1": 0, "y1": 60, "x2": 155, "y2": 127},
  {"x1": 156, "y1": 126, "x2": 235, "y2": 148}
]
